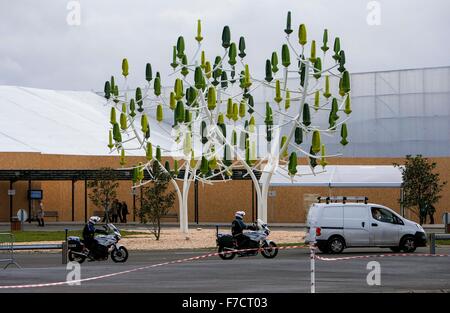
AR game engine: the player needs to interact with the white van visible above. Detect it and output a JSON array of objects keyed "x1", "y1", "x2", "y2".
[{"x1": 304, "y1": 199, "x2": 427, "y2": 254}]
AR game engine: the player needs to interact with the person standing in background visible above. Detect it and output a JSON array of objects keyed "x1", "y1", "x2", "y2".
[
  {"x1": 111, "y1": 199, "x2": 119, "y2": 223},
  {"x1": 121, "y1": 201, "x2": 129, "y2": 223},
  {"x1": 37, "y1": 201, "x2": 45, "y2": 227},
  {"x1": 117, "y1": 201, "x2": 123, "y2": 223},
  {"x1": 102, "y1": 205, "x2": 110, "y2": 223}
]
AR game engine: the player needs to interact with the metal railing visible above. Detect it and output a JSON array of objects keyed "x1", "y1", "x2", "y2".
[
  {"x1": 3, "y1": 243, "x2": 63, "y2": 250},
  {"x1": 428, "y1": 233, "x2": 450, "y2": 254},
  {"x1": 0, "y1": 229, "x2": 69, "y2": 265},
  {"x1": 0, "y1": 233, "x2": 20, "y2": 269}
]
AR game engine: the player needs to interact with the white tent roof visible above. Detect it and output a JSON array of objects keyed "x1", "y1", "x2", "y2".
[
  {"x1": 265, "y1": 165, "x2": 403, "y2": 188},
  {"x1": 0, "y1": 86, "x2": 175, "y2": 155}
]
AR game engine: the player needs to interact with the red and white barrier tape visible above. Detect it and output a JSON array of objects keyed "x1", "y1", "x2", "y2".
[{"x1": 0, "y1": 245, "x2": 307, "y2": 289}]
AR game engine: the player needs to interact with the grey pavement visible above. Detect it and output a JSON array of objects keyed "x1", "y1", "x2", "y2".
[
  {"x1": 0, "y1": 222, "x2": 305, "y2": 233},
  {"x1": 1, "y1": 247, "x2": 449, "y2": 293}
]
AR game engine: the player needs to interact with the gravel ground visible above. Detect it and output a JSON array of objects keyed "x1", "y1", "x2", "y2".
[{"x1": 14, "y1": 228, "x2": 306, "y2": 251}]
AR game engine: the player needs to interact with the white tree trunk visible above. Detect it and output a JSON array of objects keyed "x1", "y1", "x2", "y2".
[
  {"x1": 169, "y1": 178, "x2": 185, "y2": 233},
  {"x1": 257, "y1": 64, "x2": 310, "y2": 223},
  {"x1": 178, "y1": 160, "x2": 191, "y2": 234}
]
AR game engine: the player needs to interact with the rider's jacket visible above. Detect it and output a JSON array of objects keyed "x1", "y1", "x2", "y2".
[
  {"x1": 232, "y1": 216, "x2": 251, "y2": 237},
  {"x1": 82, "y1": 223, "x2": 105, "y2": 242}
]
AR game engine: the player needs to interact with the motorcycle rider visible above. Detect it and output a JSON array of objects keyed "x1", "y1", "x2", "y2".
[
  {"x1": 232, "y1": 211, "x2": 257, "y2": 249},
  {"x1": 82, "y1": 216, "x2": 108, "y2": 259}
]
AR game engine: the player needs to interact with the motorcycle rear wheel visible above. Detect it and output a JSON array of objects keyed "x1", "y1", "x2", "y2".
[
  {"x1": 111, "y1": 246, "x2": 129, "y2": 263},
  {"x1": 68, "y1": 250, "x2": 86, "y2": 264},
  {"x1": 218, "y1": 246, "x2": 236, "y2": 260},
  {"x1": 261, "y1": 242, "x2": 278, "y2": 259}
]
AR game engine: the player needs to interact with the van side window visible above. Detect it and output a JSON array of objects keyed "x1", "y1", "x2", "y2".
[
  {"x1": 371, "y1": 207, "x2": 395, "y2": 224},
  {"x1": 394, "y1": 216, "x2": 404, "y2": 225}
]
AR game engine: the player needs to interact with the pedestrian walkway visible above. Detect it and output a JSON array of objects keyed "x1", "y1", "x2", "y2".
[{"x1": 0, "y1": 222, "x2": 445, "y2": 232}]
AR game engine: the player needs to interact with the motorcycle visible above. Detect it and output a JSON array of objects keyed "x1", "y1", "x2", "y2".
[
  {"x1": 67, "y1": 223, "x2": 129, "y2": 263},
  {"x1": 216, "y1": 219, "x2": 278, "y2": 260}
]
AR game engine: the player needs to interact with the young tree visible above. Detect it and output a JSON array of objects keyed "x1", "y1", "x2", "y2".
[
  {"x1": 139, "y1": 162, "x2": 176, "y2": 240},
  {"x1": 87, "y1": 167, "x2": 119, "y2": 223},
  {"x1": 102, "y1": 11, "x2": 352, "y2": 233},
  {"x1": 394, "y1": 155, "x2": 447, "y2": 225}
]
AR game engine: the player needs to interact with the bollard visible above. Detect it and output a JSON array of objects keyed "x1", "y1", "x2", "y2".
[
  {"x1": 428, "y1": 233, "x2": 436, "y2": 255},
  {"x1": 62, "y1": 241, "x2": 68, "y2": 264},
  {"x1": 62, "y1": 228, "x2": 69, "y2": 264}
]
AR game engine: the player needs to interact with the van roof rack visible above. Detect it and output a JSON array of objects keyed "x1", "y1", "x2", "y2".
[{"x1": 317, "y1": 196, "x2": 368, "y2": 204}]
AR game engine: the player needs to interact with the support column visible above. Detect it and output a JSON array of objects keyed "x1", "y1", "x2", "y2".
[
  {"x1": 251, "y1": 182, "x2": 255, "y2": 222},
  {"x1": 400, "y1": 188, "x2": 405, "y2": 217},
  {"x1": 140, "y1": 187, "x2": 143, "y2": 223},
  {"x1": 71, "y1": 180, "x2": 75, "y2": 222},
  {"x1": 84, "y1": 180, "x2": 88, "y2": 223},
  {"x1": 28, "y1": 180, "x2": 32, "y2": 223},
  {"x1": 9, "y1": 181, "x2": 14, "y2": 222},
  {"x1": 194, "y1": 180, "x2": 199, "y2": 224},
  {"x1": 255, "y1": 184, "x2": 258, "y2": 221},
  {"x1": 133, "y1": 192, "x2": 136, "y2": 222}
]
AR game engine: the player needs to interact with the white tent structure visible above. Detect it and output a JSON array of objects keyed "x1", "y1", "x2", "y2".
[
  {"x1": 265, "y1": 165, "x2": 403, "y2": 188},
  {"x1": 0, "y1": 85, "x2": 175, "y2": 155},
  {"x1": 263, "y1": 165, "x2": 405, "y2": 215}
]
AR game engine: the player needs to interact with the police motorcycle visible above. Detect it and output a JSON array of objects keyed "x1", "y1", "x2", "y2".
[
  {"x1": 67, "y1": 223, "x2": 129, "y2": 263},
  {"x1": 216, "y1": 219, "x2": 278, "y2": 260}
]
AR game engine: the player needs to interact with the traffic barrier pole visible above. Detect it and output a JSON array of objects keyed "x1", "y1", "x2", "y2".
[
  {"x1": 429, "y1": 233, "x2": 436, "y2": 255},
  {"x1": 62, "y1": 228, "x2": 68, "y2": 264},
  {"x1": 62, "y1": 242, "x2": 68, "y2": 265}
]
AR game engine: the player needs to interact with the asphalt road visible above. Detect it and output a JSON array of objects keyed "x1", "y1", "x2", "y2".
[{"x1": 1, "y1": 247, "x2": 450, "y2": 293}]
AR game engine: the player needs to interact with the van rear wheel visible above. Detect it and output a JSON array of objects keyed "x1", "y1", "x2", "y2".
[{"x1": 327, "y1": 237, "x2": 345, "y2": 254}]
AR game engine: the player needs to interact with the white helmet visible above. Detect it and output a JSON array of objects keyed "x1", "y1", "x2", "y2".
[
  {"x1": 235, "y1": 211, "x2": 246, "y2": 219},
  {"x1": 89, "y1": 216, "x2": 101, "y2": 224}
]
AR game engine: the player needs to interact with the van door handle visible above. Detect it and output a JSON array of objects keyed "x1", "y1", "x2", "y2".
[
  {"x1": 372, "y1": 223, "x2": 378, "y2": 227},
  {"x1": 361, "y1": 222, "x2": 365, "y2": 228}
]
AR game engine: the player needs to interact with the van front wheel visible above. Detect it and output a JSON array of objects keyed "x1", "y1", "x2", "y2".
[
  {"x1": 327, "y1": 237, "x2": 345, "y2": 254},
  {"x1": 400, "y1": 236, "x2": 416, "y2": 253}
]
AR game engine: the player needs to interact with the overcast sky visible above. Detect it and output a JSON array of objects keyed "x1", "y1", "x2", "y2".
[{"x1": 1, "y1": 0, "x2": 449, "y2": 91}]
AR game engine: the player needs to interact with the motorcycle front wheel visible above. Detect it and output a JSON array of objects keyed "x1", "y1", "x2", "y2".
[
  {"x1": 218, "y1": 246, "x2": 236, "y2": 260},
  {"x1": 68, "y1": 250, "x2": 86, "y2": 264},
  {"x1": 111, "y1": 246, "x2": 129, "y2": 263},
  {"x1": 261, "y1": 242, "x2": 278, "y2": 259}
]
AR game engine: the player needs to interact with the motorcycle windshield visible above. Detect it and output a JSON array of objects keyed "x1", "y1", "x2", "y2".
[
  {"x1": 107, "y1": 223, "x2": 121, "y2": 237},
  {"x1": 107, "y1": 223, "x2": 119, "y2": 232}
]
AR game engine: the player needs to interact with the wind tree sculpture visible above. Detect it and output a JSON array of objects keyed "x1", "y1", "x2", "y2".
[{"x1": 102, "y1": 11, "x2": 352, "y2": 234}]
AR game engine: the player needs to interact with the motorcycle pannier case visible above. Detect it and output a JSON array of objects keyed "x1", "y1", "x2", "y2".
[
  {"x1": 217, "y1": 234, "x2": 234, "y2": 248},
  {"x1": 67, "y1": 236, "x2": 83, "y2": 251}
]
